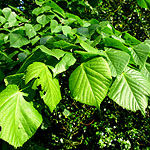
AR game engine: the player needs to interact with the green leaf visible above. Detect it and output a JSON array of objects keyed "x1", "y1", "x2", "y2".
[
  {"x1": 53, "y1": 40, "x2": 80, "y2": 50},
  {"x1": 66, "y1": 13, "x2": 83, "y2": 26},
  {"x1": 50, "y1": 20, "x2": 58, "y2": 33},
  {"x1": 31, "y1": 36, "x2": 40, "y2": 45},
  {"x1": 79, "y1": 37, "x2": 98, "y2": 53},
  {"x1": 10, "y1": 31, "x2": 30, "y2": 48},
  {"x1": 4, "y1": 73, "x2": 24, "y2": 86},
  {"x1": 37, "y1": 14, "x2": 54, "y2": 26},
  {"x1": 122, "y1": 32, "x2": 141, "y2": 45},
  {"x1": 34, "y1": 24, "x2": 42, "y2": 31},
  {"x1": 0, "y1": 16, "x2": 6, "y2": 24},
  {"x1": 63, "y1": 109, "x2": 70, "y2": 117},
  {"x1": 74, "y1": 50, "x2": 106, "y2": 61},
  {"x1": 108, "y1": 68, "x2": 150, "y2": 115},
  {"x1": 104, "y1": 38, "x2": 130, "y2": 54},
  {"x1": 130, "y1": 42, "x2": 150, "y2": 66},
  {"x1": 137, "y1": 0, "x2": 150, "y2": 9},
  {"x1": 49, "y1": 1, "x2": 65, "y2": 18},
  {"x1": 2, "y1": 8, "x2": 17, "y2": 27},
  {"x1": 69, "y1": 57, "x2": 112, "y2": 108},
  {"x1": 25, "y1": 24, "x2": 37, "y2": 39},
  {"x1": 52, "y1": 53, "x2": 76, "y2": 77},
  {"x1": 105, "y1": 48, "x2": 130, "y2": 77},
  {"x1": 62, "y1": 26, "x2": 72, "y2": 36},
  {"x1": 38, "y1": 45, "x2": 65, "y2": 59},
  {"x1": 77, "y1": 27, "x2": 90, "y2": 38},
  {"x1": 25, "y1": 62, "x2": 61, "y2": 112},
  {"x1": 0, "y1": 85, "x2": 42, "y2": 148}
]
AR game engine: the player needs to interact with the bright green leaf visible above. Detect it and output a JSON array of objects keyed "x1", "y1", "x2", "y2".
[
  {"x1": 2, "y1": 8, "x2": 17, "y2": 27},
  {"x1": 31, "y1": 36, "x2": 40, "y2": 45},
  {"x1": 50, "y1": 20, "x2": 58, "y2": 33},
  {"x1": 25, "y1": 62, "x2": 61, "y2": 112},
  {"x1": 69, "y1": 57, "x2": 112, "y2": 108},
  {"x1": 37, "y1": 14, "x2": 54, "y2": 26},
  {"x1": 52, "y1": 53, "x2": 76, "y2": 77},
  {"x1": 0, "y1": 16, "x2": 6, "y2": 24},
  {"x1": 49, "y1": 1, "x2": 65, "y2": 18},
  {"x1": 0, "y1": 85, "x2": 42, "y2": 148},
  {"x1": 25, "y1": 24, "x2": 37, "y2": 39}
]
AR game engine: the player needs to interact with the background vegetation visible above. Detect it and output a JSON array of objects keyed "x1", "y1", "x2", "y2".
[{"x1": 0, "y1": 0, "x2": 150, "y2": 149}]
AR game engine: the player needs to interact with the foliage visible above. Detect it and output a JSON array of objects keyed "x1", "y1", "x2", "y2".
[{"x1": 0, "y1": 0, "x2": 150, "y2": 149}]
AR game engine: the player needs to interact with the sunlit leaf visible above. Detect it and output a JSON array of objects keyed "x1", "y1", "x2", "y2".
[
  {"x1": 25, "y1": 62, "x2": 61, "y2": 112},
  {"x1": 69, "y1": 57, "x2": 112, "y2": 108},
  {"x1": 0, "y1": 85, "x2": 42, "y2": 148}
]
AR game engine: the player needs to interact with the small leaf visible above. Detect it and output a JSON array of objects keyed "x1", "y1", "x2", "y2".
[
  {"x1": 2, "y1": 8, "x2": 18, "y2": 27},
  {"x1": 69, "y1": 57, "x2": 112, "y2": 108},
  {"x1": 50, "y1": 20, "x2": 58, "y2": 33},
  {"x1": 62, "y1": 26, "x2": 72, "y2": 36},
  {"x1": 25, "y1": 62, "x2": 62, "y2": 112},
  {"x1": 0, "y1": 85, "x2": 42, "y2": 148},
  {"x1": 37, "y1": 14, "x2": 54, "y2": 26},
  {"x1": 10, "y1": 31, "x2": 30, "y2": 48},
  {"x1": 31, "y1": 36, "x2": 40, "y2": 45},
  {"x1": 38, "y1": 45, "x2": 65, "y2": 59},
  {"x1": 52, "y1": 53, "x2": 76, "y2": 77},
  {"x1": 78, "y1": 37, "x2": 98, "y2": 53},
  {"x1": 25, "y1": 24, "x2": 37, "y2": 39},
  {"x1": 63, "y1": 109, "x2": 70, "y2": 117},
  {"x1": 0, "y1": 16, "x2": 6, "y2": 24}
]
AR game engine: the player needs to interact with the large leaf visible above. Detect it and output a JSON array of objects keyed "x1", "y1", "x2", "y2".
[
  {"x1": 105, "y1": 48, "x2": 130, "y2": 77},
  {"x1": 69, "y1": 57, "x2": 112, "y2": 108},
  {"x1": 108, "y1": 68, "x2": 150, "y2": 115},
  {"x1": 0, "y1": 85, "x2": 42, "y2": 148},
  {"x1": 25, "y1": 62, "x2": 61, "y2": 112}
]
